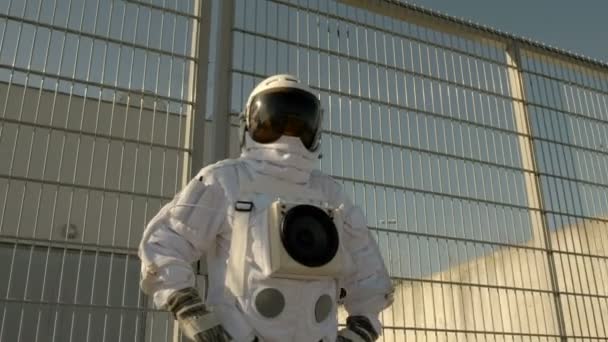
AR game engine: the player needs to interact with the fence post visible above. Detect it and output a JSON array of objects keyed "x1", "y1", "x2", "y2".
[
  {"x1": 505, "y1": 42, "x2": 568, "y2": 341},
  {"x1": 186, "y1": 0, "x2": 213, "y2": 180},
  {"x1": 174, "y1": 1, "x2": 214, "y2": 341},
  {"x1": 210, "y1": 0, "x2": 235, "y2": 163}
]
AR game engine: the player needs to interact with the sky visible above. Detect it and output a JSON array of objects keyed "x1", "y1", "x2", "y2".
[{"x1": 402, "y1": 0, "x2": 608, "y2": 64}]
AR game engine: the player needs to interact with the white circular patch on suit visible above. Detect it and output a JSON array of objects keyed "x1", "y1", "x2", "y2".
[
  {"x1": 314, "y1": 294, "x2": 333, "y2": 323},
  {"x1": 254, "y1": 288, "x2": 285, "y2": 318}
]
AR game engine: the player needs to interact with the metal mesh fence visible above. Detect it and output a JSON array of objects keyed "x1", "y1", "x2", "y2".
[
  {"x1": 1, "y1": 0, "x2": 607, "y2": 341},
  {"x1": 226, "y1": 0, "x2": 606, "y2": 340},
  {"x1": 0, "y1": 0, "x2": 207, "y2": 340},
  {"x1": 521, "y1": 51, "x2": 608, "y2": 340}
]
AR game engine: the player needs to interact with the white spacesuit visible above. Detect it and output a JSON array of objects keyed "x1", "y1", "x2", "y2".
[{"x1": 139, "y1": 75, "x2": 394, "y2": 342}]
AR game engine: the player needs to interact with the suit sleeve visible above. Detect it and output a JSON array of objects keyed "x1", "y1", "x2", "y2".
[
  {"x1": 138, "y1": 171, "x2": 228, "y2": 308},
  {"x1": 333, "y1": 182, "x2": 394, "y2": 335}
]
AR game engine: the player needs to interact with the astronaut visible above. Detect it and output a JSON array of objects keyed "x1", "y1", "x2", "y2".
[{"x1": 138, "y1": 74, "x2": 394, "y2": 342}]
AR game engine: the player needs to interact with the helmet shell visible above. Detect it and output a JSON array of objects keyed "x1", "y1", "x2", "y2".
[{"x1": 240, "y1": 74, "x2": 323, "y2": 152}]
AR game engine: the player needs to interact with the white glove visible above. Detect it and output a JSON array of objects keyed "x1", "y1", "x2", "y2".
[{"x1": 336, "y1": 316, "x2": 379, "y2": 342}]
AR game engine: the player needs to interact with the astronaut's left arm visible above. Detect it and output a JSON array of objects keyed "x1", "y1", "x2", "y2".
[
  {"x1": 333, "y1": 184, "x2": 394, "y2": 341},
  {"x1": 139, "y1": 173, "x2": 258, "y2": 341},
  {"x1": 139, "y1": 175, "x2": 228, "y2": 306}
]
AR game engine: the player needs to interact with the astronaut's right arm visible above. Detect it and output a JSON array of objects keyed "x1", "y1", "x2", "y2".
[
  {"x1": 139, "y1": 175, "x2": 227, "y2": 305},
  {"x1": 138, "y1": 175, "x2": 250, "y2": 341}
]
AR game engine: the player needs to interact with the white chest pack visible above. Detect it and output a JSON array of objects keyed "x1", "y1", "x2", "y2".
[{"x1": 226, "y1": 174, "x2": 350, "y2": 297}]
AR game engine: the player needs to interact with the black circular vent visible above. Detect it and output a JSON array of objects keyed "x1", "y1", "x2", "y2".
[{"x1": 280, "y1": 205, "x2": 339, "y2": 267}]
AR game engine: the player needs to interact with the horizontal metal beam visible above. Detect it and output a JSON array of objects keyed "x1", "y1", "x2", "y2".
[
  {"x1": 125, "y1": 0, "x2": 201, "y2": 20},
  {"x1": 0, "y1": 236, "x2": 138, "y2": 255},
  {"x1": 392, "y1": 275, "x2": 608, "y2": 300},
  {"x1": 0, "y1": 297, "x2": 162, "y2": 313},
  {"x1": 0, "y1": 174, "x2": 173, "y2": 201},
  {"x1": 379, "y1": 324, "x2": 608, "y2": 340},
  {"x1": 0, "y1": 13, "x2": 196, "y2": 62},
  {"x1": 1, "y1": 64, "x2": 195, "y2": 106},
  {"x1": 370, "y1": 225, "x2": 608, "y2": 261},
  {"x1": 0, "y1": 117, "x2": 192, "y2": 153}
]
